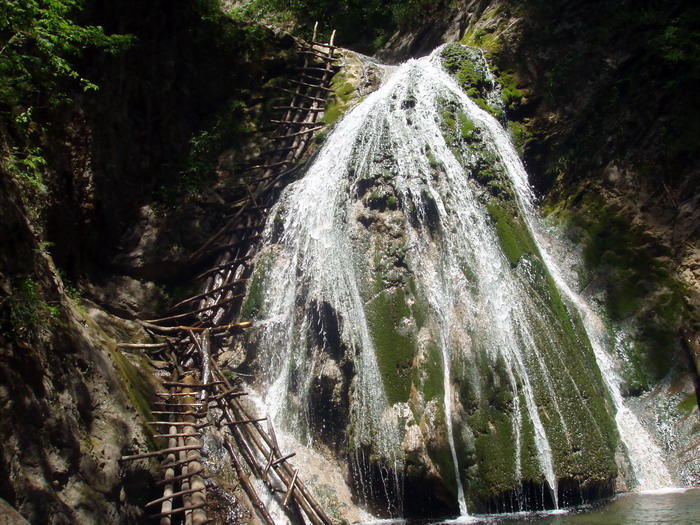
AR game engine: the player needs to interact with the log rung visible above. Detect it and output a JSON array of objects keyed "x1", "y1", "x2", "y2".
[
  {"x1": 272, "y1": 105, "x2": 325, "y2": 113},
  {"x1": 119, "y1": 444, "x2": 202, "y2": 462},
  {"x1": 275, "y1": 126, "x2": 324, "y2": 140},
  {"x1": 149, "y1": 502, "x2": 207, "y2": 519},
  {"x1": 223, "y1": 417, "x2": 268, "y2": 426},
  {"x1": 162, "y1": 380, "x2": 223, "y2": 388},
  {"x1": 153, "y1": 432, "x2": 201, "y2": 439},
  {"x1": 145, "y1": 487, "x2": 205, "y2": 508},
  {"x1": 270, "y1": 119, "x2": 322, "y2": 127},
  {"x1": 297, "y1": 65, "x2": 334, "y2": 74},
  {"x1": 272, "y1": 452, "x2": 296, "y2": 467},
  {"x1": 150, "y1": 410, "x2": 207, "y2": 418},
  {"x1": 194, "y1": 254, "x2": 253, "y2": 280},
  {"x1": 311, "y1": 40, "x2": 338, "y2": 50},
  {"x1": 283, "y1": 469, "x2": 299, "y2": 507},
  {"x1": 156, "y1": 391, "x2": 206, "y2": 398},
  {"x1": 212, "y1": 387, "x2": 248, "y2": 400},
  {"x1": 277, "y1": 87, "x2": 326, "y2": 103},
  {"x1": 158, "y1": 457, "x2": 201, "y2": 470},
  {"x1": 149, "y1": 421, "x2": 210, "y2": 429},
  {"x1": 154, "y1": 402, "x2": 206, "y2": 408},
  {"x1": 301, "y1": 49, "x2": 334, "y2": 60},
  {"x1": 288, "y1": 79, "x2": 333, "y2": 92},
  {"x1": 156, "y1": 466, "x2": 206, "y2": 486}
]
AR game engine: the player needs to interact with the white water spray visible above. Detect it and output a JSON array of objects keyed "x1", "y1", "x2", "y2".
[{"x1": 244, "y1": 43, "x2": 674, "y2": 519}]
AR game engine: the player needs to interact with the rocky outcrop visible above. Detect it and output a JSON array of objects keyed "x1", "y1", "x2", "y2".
[{"x1": 0, "y1": 174, "x2": 156, "y2": 523}]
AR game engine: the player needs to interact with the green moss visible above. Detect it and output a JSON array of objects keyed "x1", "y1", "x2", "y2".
[
  {"x1": 322, "y1": 76, "x2": 357, "y2": 126},
  {"x1": 112, "y1": 350, "x2": 157, "y2": 444},
  {"x1": 487, "y1": 201, "x2": 538, "y2": 267},
  {"x1": 240, "y1": 247, "x2": 278, "y2": 319},
  {"x1": 461, "y1": 354, "x2": 520, "y2": 501},
  {"x1": 458, "y1": 111, "x2": 477, "y2": 141},
  {"x1": 547, "y1": 188, "x2": 692, "y2": 386},
  {"x1": 678, "y1": 393, "x2": 698, "y2": 413},
  {"x1": 508, "y1": 121, "x2": 531, "y2": 157},
  {"x1": 366, "y1": 287, "x2": 416, "y2": 404},
  {"x1": 418, "y1": 342, "x2": 445, "y2": 403},
  {"x1": 440, "y1": 44, "x2": 502, "y2": 119},
  {"x1": 499, "y1": 73, "x2": 523, "y2": 112},
  {"x1": 460, "y1": 23, "x2": 502, "y2": 54}
]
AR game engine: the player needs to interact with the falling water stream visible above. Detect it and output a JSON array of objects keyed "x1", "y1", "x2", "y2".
[{"x1": 243, "y1": 45, "x2": 678, "y2": 519}]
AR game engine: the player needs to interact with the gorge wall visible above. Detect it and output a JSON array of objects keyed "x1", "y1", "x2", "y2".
[{"x1": 1, "y1": 0, "x2": 698, "y2": 522}]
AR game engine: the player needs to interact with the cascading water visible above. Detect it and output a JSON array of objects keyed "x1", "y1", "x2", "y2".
[{"x1": 240, "y1": 43, "x2": 675, "y2": 517}]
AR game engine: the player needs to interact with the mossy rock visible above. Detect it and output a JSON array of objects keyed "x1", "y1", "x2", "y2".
[
  {"x1": 545, "y1": 187, "x2": 692, "y2": 387},
  {"x1": 486, "y1": 201, "x2": 538, "y2": 267},
  {"x1": 366, "y1": 287, "x2": 416, "y2": 405}
]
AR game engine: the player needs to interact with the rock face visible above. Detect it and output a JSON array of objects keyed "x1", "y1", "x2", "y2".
[
  {"x1": 0, "y1": 3, "x2": 304, "y2": 523},
  {"x1": 2, "y1": 1, "x2": 698, "y2": 523},
  {"x1": 0, "y1": 174, "x2": 155, "y2": 523},
  {"x1": 240, "y1": 47, "x2": 622, "y2": 518}
]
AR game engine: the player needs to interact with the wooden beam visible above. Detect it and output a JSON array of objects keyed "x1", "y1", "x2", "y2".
[
  {"x1": 149, "y1": 503, "x2": 207, "y2": 519},
  {"x1": 119, "y1": 444, "x2": 202, "y2": 462},
  {"x1": 283, "y1": 469, "x2": 299, "y2": 507},
  {"x1": 156, "y1": 467, "x2": 204, "y2": 487},
  {"x1": 277, "y1": 87, "x2": 326, "y2": 103},
  {"x1": 274, "y1": 126, "x2": 324, "y2": 140},
  {"x1": 146, "y1": 487, "x2": 205, "y2": 508}
]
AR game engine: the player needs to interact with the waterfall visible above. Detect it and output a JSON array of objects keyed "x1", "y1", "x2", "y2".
[{"x1": 241, "y1": 44, "x2": 674, "y2": 517}]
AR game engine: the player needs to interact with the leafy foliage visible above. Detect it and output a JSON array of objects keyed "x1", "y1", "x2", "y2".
[
  {"x1": 0, "y1": 0, "x2": 133, "y2": 119},
  {"x1": 1, "y1": 0, "x2": 132, "y2": 217},
  {"x1": 0, "y1": 277, "x2": 60, "y2": 341},
  {"x1": 237, "y1": 0, "x2": 447, "y2": 51}
]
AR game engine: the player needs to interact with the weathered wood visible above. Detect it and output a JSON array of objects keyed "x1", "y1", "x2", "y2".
[
  {"x1": 272, "y1": 105, "x2": 325, "y2": 112},
  {"x1": 245, "y1": 159, "x2": 292, "y2": 171},
  {"x1": 223, "y1": 417, "x2": 268, "y2": 426},
  {"x1": 212, "y1": 387, "x2": 248, "y2": 400},
  {"x1": 146, "y1": 487, "x2": 205, "y2": 508},
  {"x1": 156, "y1": 391, "x2": 207, "y2": 398},
  {"x1": 117, "y1": 342, "x2": 170, "y2": 349},
  {"x1": 145, "y1": 294, "x2": 243, "y2": 324},
  {"x1": 273, "y1": 452, "x2": 296, "y2": 467},
  {"x1": 275, "y1": 126, "x2": 324, "y2": 140},
  {"x1": 283, "y1": 469, "x2": 299, "y2": 508},
  {"x1": 297, "y1": 65, "x2": 334, "y2": 74},
  {"x1": 159, "y1": 403, "x2": 178, "y2": 525},
  {"x1": 154, "y1": 402, "x2": 206, "y2": 408},
  {"x1": 162, "y1": 381, "x2": 222, "y2": 389},
  {"x1": 149, "y1": 421, "x2": 211, "y2": 429},
  {"x1": 150, "y1": 410, "x2": 206, "y2": 418},
  {"x1": 223, "y1": 435, "x2": 276, "y2": 525},
  {"x1": 209, "y1": 360, "x2": 332, "y2": 525},
  {"x1": 270, "y1": 119, "x2": 324, "y2": 127},
  {"x1": 153, "y1": 432, "x2": 201, "y2": 439},
  {"x1": 311, "y1": 40, "x2": 338, "y2": 50},
  {"x1": 300, "y1": 49, "x2": 334, "y2": 60},
  {"x1": 198, "y1": 239, "x2": 259, "y2": 260},
  {"x1": 119, "y1": 444, "x2": 202, "y2": 462},
  {"x1": 135, "y1": 31, "x2": 338, "y2": 525},
  {"x1": 156, "y1": 467, "x2": 205, "y2": 487},
  {"x1": 227, "y1": 392, "x2": 334, "y2": 525},
  {"x1": 139, "y1": 321, "x2": 251, "y2": 335},
  {"x1": 287, "y1": 79, "x2": 333, "y2": 92},
  {"x1": 167, "y1": 282, "x2": 240, "y2": 312},
  {"x1": 158, "y1": 457, "x2": 201, "y2": 470},
  {"x1": 150, "y1": 503, "x2": 207, "y2": 519},
  {"x1": 194, "y1": 254, "x2": 252, "y2": 280},
  {"x1": 276, "y1": 87, "x2": 327, "y2": 103}
]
